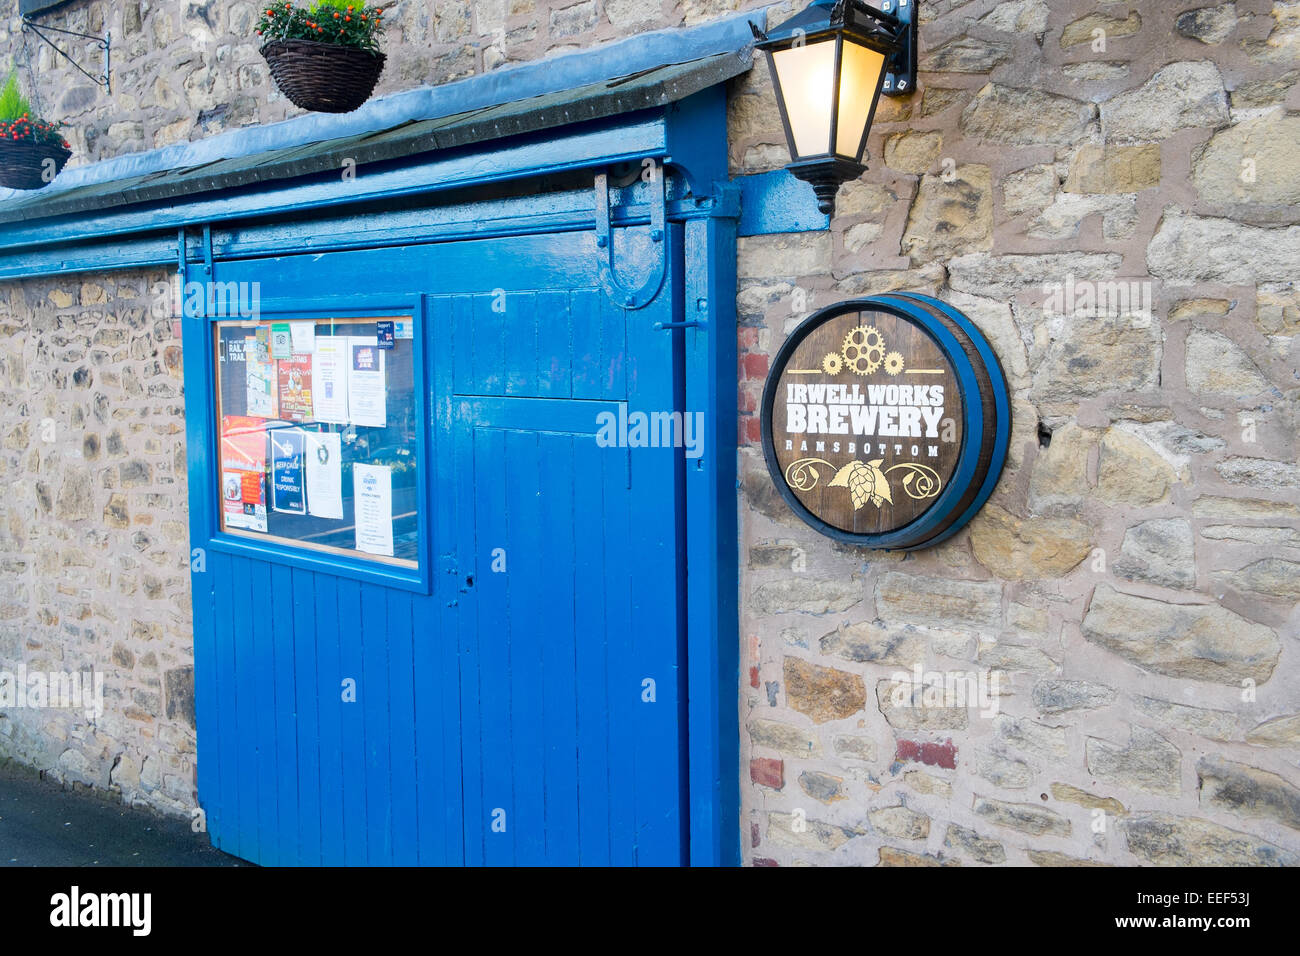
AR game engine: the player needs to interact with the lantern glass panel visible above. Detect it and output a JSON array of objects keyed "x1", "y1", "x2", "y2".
[
  {"x1": 834, "y1": 39, "x2": 886, "y2": 160},
  {"x1": 771, "y1": 37, "x2": 838, "y2": 158}
]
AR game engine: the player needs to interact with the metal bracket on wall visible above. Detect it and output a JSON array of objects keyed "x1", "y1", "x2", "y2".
[
  {"x1": 877, "y1": 0, "x2": 917, "y2": 96},
  {"x1": 20, "y1": 18, "x2": 111, "y2": 93},
  {"x1": 594, "y1": 168, "x2": 666, "y2": 311}
]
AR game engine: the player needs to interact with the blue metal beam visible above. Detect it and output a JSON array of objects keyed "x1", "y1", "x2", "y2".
[
  {"x1": 0, "y1": 113, "x2": 670, "y2": 255},
  {"x1": 734, "y1": 169, "x2": 830, "y2": 236}
]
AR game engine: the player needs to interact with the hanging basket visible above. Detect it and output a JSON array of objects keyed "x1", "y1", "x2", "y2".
[
  {"x1": 261, "y1": 39, "x2": 386, "y2": 114},
  {"x1": 0, "y1": 139, "x2": 72, "y2": 190}
]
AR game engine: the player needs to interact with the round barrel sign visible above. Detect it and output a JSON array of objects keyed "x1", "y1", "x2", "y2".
[{"x1": 761, "y1": 293, "x2": 1011, "y2": 550}]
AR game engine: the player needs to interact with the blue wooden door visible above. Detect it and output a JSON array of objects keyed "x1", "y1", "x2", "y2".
[
  {"x1": 191, "y1": 222, "x2": 689, "y2": 865},
  {"x1": 435, "y1": 258, "x2": 688, "y2": 864}
]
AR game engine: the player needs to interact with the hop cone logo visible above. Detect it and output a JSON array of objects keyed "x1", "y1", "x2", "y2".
[{"x1": 828, "y1": 460, "x2": 892, "y2": 510}]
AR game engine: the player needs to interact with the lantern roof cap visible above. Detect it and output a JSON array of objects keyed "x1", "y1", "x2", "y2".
[{"x1": 754, "y1": 0, "x2": 905, "y2": 51}]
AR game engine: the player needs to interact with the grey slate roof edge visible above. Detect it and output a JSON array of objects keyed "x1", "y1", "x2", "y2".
[
  {"x1": 0, "y1": 51, "x2": 753, "y2": 224},
  {"x1": 0, "y1": 7, "x2": 770, "y2": 211}
]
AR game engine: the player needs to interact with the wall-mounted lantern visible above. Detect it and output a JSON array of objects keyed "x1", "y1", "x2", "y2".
[{"x1": 751, "y1": 0, "x2": 918, "y2": 216}]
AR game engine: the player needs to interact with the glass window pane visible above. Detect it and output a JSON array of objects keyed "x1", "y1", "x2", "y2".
[
  {"x1": 772, "y1": 39, "x2": 838, "y2": 158},
  {"x1": 836, "y1": 40, "x2": 886, "y2": 159},
  {"x1": 212, "y1": 316, "x2": 419, "y2": 568}
]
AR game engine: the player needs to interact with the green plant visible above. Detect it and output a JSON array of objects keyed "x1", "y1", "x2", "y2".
[
  {"x1": 257, "y1": 1, "x2": 388, "y2": 51},
  {"x1": 0, "y1": 74, "x2": 69, "y2": 151}
]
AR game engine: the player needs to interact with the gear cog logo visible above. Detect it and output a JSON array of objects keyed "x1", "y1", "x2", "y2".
[
  {"x1": 821, "y1": 352, "x2": 843, "y2": 375},
  {"x1": 883, "y1": 351, "x2": 905, "y2": 376},
  {"x1": 841, "y1": 325, "x2": 885, "y2": 376}
]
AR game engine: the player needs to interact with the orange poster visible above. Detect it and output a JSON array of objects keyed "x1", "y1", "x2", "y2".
[{"x1": 220, "y1": 415, "x2": 268, "y2": 532}]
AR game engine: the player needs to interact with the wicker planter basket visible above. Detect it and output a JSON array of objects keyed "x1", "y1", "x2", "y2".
[
  {"x1": 0, "y1": 139, "x2": 72, "y2": 190},
  {"x1": 261, "y1": 39, "x2": 386, "y2": 114}
]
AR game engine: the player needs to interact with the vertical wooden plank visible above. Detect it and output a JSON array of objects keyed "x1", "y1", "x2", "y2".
[
  {"x1": 684, "y1": 213, "x2": 740, "y2": 866},
  {"x1": 314, "y1": 574, "x2": 346, "y2": 866},
  {"x1": 270, "y1": 562, "x2": 299, "y2": 866},
  {"x1": 360, "y1": 582, "x2": 393, "y2": 865},
  {"x1": 600, "y1": 288, "x2": 628, "y2": 401},
  {"x1": 503, "y1": 292, "x2": 537, "y2": 396},
  {"x1": 602, "y1": 432, "x2": 636, "y2": 866},
  {"x1": 537, "y1": 432, "x2": 580, "y2": 864},
  {"x1": 212, "y1": 553, "x2": 241, "y2": 858},
  {"x1": 473, "y1": 291, "x2": 506, "y2": 395},
  {"x1": 291, "y1": 566, "x2": 322, "y2": 866},
  {"x1": 452, "y1": 293, "x2": 475, "y2": 396},
  {"x1": 336, "y1": 577, "x2": 368, "y2": 866},
  {"x1": 411, "y1": 590, "x2": 448, "y2": 865},
  {"x1": 572, "y1": 436, "x2": 612, "y2": 865},
  {"x1": 387, "y1": 589, "x2": 418, "y2": 865},
  {"x1": 505, "y1": 428, "x2": 545, "y2": 864},
  {"x1": 421, "y1": 292, "x2": 463, "y2": 866},
  {"x1": 570, "y1": 289, "x2": 601, "y2": 400},
  {"x1": 624, "y1": 262, "x2": 687, "y2": 866},
  {"x1": 230, "y1": 556, "x2": 260, "y2": 863},
  {"x1": 191, "y1": 553, "x2": 219, "y2": 847},
  {"x1": 475, "y1": 426, "x2": 518, "y2": 865},
  {"x1": 534, "y1": 290, "x2": 572, "y2": 398},
  {"x1": 457, "y1": 426, "x2": 496, "y2": 868},
  {"x1": 251, "y1": 562, "x2": 280, "y2": 866}
]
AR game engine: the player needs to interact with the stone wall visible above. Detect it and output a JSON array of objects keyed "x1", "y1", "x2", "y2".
[
  {"x1": 733, "y1": 0, "x2": 1300, "y2": 865},
  {"x1": 0, "y1": 0, "x2": 1296, "y2": 862},
  {"x1": 0, "y1": 273, "x2": 196, "y2": 817}
]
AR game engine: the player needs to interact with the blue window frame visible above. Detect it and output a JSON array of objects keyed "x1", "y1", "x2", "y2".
[
  {"x1": 211, "y1": 314, "x2": 421, "y2": 567},
  {"x1": 193, "y1": 296, "x2": 432, "y2": 594}
]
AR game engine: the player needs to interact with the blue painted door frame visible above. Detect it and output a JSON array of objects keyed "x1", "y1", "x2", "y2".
[{"x1": 172, "y1": 90, "x2": 741, "y2": 865}]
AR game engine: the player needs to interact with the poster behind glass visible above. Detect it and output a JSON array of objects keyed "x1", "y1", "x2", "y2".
[{"x1": 212, "y1": 317, "x2": 418, "y2": 567}]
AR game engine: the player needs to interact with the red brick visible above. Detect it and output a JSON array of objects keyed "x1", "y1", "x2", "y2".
[
  {"x1": 744, "y1": 416, "x2": 762, "y2": 446},
  {"x1": 752, "y1": 857, "x2": 779, "y2": 867},
  {"x1": 749, "y1": 665, "x2": 760, "y2": 688},
  {"x1": 737, "y1": 326, "x2": 759, "y2": 350},
  {"x1": 751, "y1": 822, "x2": 761, "y2": 848},
  {"x1": 750, "y1": 756, "x2": 784, "y2": 789},
  {"x1": 741, "y1": 352, "x2": 769, "y2": 381},
  {"x1": 894, "y1": 738, "x2": 957, "y2": 770}
]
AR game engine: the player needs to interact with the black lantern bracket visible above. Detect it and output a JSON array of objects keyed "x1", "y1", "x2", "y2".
[
  {"x1": 20, "y1": 17, "x2": 112, "y2": 94},
  {"x1": 876, "y1": 0, "x2": 917, "y2": 96}
]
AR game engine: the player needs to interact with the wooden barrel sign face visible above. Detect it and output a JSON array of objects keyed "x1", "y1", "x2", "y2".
[{"x1": 761, "y1": 293, "x2": 1011, "y2": 550}]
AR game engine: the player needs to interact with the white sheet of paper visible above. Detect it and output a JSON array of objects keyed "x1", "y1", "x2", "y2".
[
  {"x1": 311, "y1": 336, "x2": 350, "y2": 424},
  {"x1": 290, "y1": 321, "x2": 316, "y2": 355},
  {"x1": 245, "y1": 335, "x2": 277, "y2": 417},
  {"x1": 305, "y1": 431, "x2": 344, "y2": 519},
  {"x1": 353, "y1": 463, "x2": 394, "y2": 557},
  {"x1": 347, "y1": 337, "x2": 387, "y2": 428}
]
